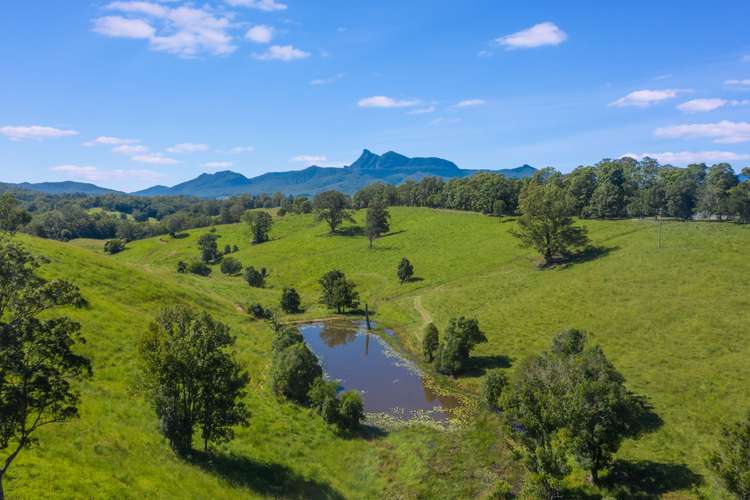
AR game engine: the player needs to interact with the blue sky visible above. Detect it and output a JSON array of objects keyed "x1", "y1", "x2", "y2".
[{"x1": 1, "y1": 0, "x2": 750, "y2": 191}]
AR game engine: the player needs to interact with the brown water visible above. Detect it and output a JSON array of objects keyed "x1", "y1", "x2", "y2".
[{"x1": 299, "y1": 321, "x2": 458, "y2": 421}]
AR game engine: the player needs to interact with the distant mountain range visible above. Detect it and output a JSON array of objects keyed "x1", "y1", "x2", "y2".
[
  {"x1": 1, "y1": 149, "x2": 537, "y2": 198},
  {"x1": 133, "y1": 150, "x2": 537, "y2": 198}
]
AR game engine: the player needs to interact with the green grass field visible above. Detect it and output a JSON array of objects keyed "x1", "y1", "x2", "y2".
[{"x1": 7, "y1": 207, "x2": 750, "y2": 498}]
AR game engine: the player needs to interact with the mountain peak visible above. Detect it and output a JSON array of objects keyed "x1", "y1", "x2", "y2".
[{"x1": 350, "y1": 149, "x2": 380, "y2": 170}]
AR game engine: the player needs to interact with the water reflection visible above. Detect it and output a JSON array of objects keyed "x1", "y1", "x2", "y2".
[{"x1": 300, "y1": 322, "x2": 458, "y2": 421}]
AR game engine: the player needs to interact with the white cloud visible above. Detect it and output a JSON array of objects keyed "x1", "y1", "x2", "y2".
[
  {"x1": 622, "y1": 151, "x2": 750, "y2": 166},
  {"x1": 94, "y1": 3, "x2": 235, "y2": 57},
  {"x1": 252, "y1": 45, "x2": 310, "y2": 61},
  {"x1": 221, "y1": 146, "x2": 255, "y2": 154},
  {"x1": 310, "y1": 73, "x2": 345, "y2": 85},
  {"x1": 1, "y1": 125, "x2": 79, "y2": 141},
  {"x1": 93, "y1": 16, "x2": 155, "y2": 39},
  {"x1": 496, "y1": 22, "x2": 567, "y2": 49},
  {"x1": 610, "y1": 89, "x2": 684, "y2": 107},
  {"x1": 225, "y1": 0, "x2": 287, "y2": 11},
  {"x1": 455, "y1": 99, "x2": 487, "y2": 108},
  {"x1": 655, "y1": 121, "x2": 750, "y2": 144},
  {"x1": 84, "y1": 136, "x2": 139, "y2": 146},
  {"x1": 202, "y1": 161, "x2": 233, "y2": 168},
  {"x1": 166, "y1": 142, "x2": 209, "y2": 153},
  {"x1": 408, "y1": 105, "x2": 436, "y2": 115},
  {"x1": 358, "y1": 96, "x2": 420, "y2": 108},
  {"x1": 677, "y1": 98, "x2": 749, "y2": 113},
  {"x1": 112, "y1": 144, "x2": 148, "y2": 154},
  {"x1": 51, "y1": 164, "x2": 165, "y2": 183},
  {"x1": 132, "y1": 154, "x2": 180, "y2": 165},
  {"x1": 245, "y1": 25, "x2": 274, "y2": 44},
  {"x1": 725, "y1": 79, "x2": 750, "y2": 87}
]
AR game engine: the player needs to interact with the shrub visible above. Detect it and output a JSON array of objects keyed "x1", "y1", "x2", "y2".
[
  {"x1": 482, "y1": 369, "x2": 507, "y2": 409},
  {"x1": 707, "y1": 409, "x2": 750, "y2": 499},
  {"x1": 104, "y1": 239, "x2": 126, "y2": 254},
  {"x1": 223, "y1": 244, "x2": 232, "y2": 255},
  {"x1": 422, "y1": 323, "x2": 439, "y2": 362},
  {"x1": 244, "y1": 266, "x2": 267, "y2": 288},
  {"x1": 281, "y1": 287, "x2": 302, "y2": 314},
  {"x1": 188, "y1": 261, "x2": 212, "y2": 277},
  {"x1": 220, "y1": 257, "x2": 243, "y2": 276},
  {"x1": 232, "y1": 245, "x2": 239, "y2": 253},
  {"x1": 338, "y1": 391, "x2": 364, "y2": 431},
  {"x1": 271, "y1": 326, "x2": 304, "y2": 353},
  {"x1": 270, "y1": 342, "x2": 322, "y2": 404},
  {"x1": 176, "y1": 261, "x2": 187, "y2": 273},
  {"x1": 397, "y1": 257, "x2": 414, "y2": 283},
  {"x1": 435, "y1": 317, "x2": 487, "y2": 376},
  {"x1": 308, "y1": 377, "x2": 339, "y2": 411},
  {"x1": 248, "y1": 303, "x2": 271, "y2": 320}
]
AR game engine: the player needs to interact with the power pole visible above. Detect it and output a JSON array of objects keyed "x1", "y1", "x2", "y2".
[
  {"x1": 657, "y1": 209, "x2": 662, "y2": 249},
  {"x1": 365, "y1": 303, "x2": 371, "y2": 330}
]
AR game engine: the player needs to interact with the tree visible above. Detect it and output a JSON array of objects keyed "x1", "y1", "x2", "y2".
[
  {"x1": 248, "y1": 303, "x2": 271, "y2": 320},
  {"x1": 397, "y1": 257, "x2": 414, "y2": 284},
  {"x1": 188, "y1": 261, "x2": 212, "y2": 277},
  {"x1": 243, "y1": 211, "x2": 273, "y2": 244},
  {"x1": 244, "y1": 266, "x2": 267, "y2": 288},
  {"x1": 270, "y1": 342, "x2": 323, "y2": 405},
  {"x1": 435, "y1": 317, "x2": 487, "y2": 376},
  {"x1": 0, "y1": 193, "x2": 31, "y2": 233},
  {"x1": 313, "y1": 191, "x2": 354, "y2": 233},
  {"x1": 176, "y1": 261, "x2": 187, "y2": 273},
  {"x1": 422, "y1": 323, "x2": 439, "y2": 362},
  {"x1": 280, "y1": 288, "x2": 302, "y2": 314},
  {"x1": 364, "y1": 200, "x2": 390, "y2": 248},
  {"x1": 0, "y1": 237, "x2": 91, "y2": 499},
  {"x1": 730, "y1": 182, "x2": 750, "y2": 223},
  {"x1": 699, "y1": 163, "x2": 739, "y2": 220},
  {"x1": 220, "y1": 257, "x2": 243, "y2": 276},
  {"x1": 708, "y1": 409, "x2": 750, "y2": 498},
  {"x1": 338, "y1": 391, "x2": 364, "y2": 431},
  {"x1": 482, "y1": 369, "x2": 507, "y2": 410},
  {"x1": 104, "y1": 239, "x2": 126, "y2": 254},
  {"x1": 197, "y1": 233, "x2": 220, "y2": 263},
  {"x1": 138, "y1": 306, "x2": 250, "y2": 454},
  {"x1": 319, "y1": 270, "x2": 359, "y2": 313},
  {"x1": 511, "y1": 182, "x2": 589, "y2": 266}
]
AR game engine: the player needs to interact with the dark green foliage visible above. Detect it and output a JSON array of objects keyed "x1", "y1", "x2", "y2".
[
  {"x1": 511, "y1": 181, "x2": 590, "y2": 266},
  {"x1": 188, "y1": 261, "x2": 212, "y2": 277},
  {"x1": 308, "y1": 377, "x2": 339, "y2": 412},
  {"x1": 0, "y1": 237, "x2": 91, "y2": 497},
  {"x1": 501, "y1": 330, "x2": 648, "y2": 491},
  {"x1": 707, "y1": 409, "x2": 750, "y2": 498},
  {"x1": 104, "y1": 238, "x2": 126, "y2": 255},
  {"x1": 223, "y1": 244, "x2": 232, "y2": 255},
  {"x1": 197, "y1": 233, "x2": 220, "y2": 263},
  {"x1": 313, "y1": 191, "x2": 355, "y2": 233},
  {"x1": 220, "y1": 257, "x2": 243, "y2": 276},
  {"x1": 248, "y1": 302, "x2": 271, "y2": 320},
  {"x1": 0, "y1": 193, "x2": 31, "y2": 233},
  {"x1": 139, "y1": 306, "x2": 250, "y2": 454},
  {"x1": 277, "y1": 207, "x2": 287, "y2": 217},
  {"x1": 730, "y1": 182, "x2": 750, "y2": 223},
  {"x1": 364, "y1": 200, "x2": 390, "y2": 248},
  {"x1": 176, "y1": 261, "x2": 187, "y2": 274},
  {"x1": 280, "y1": 287, "x2": 302, "y2": 314},
  {"x1": 232, "y1": 244, "x2": 239, "y2": 253},
  {"x1": 337, "y1": 391, "x2": 365, "y2": 431},
  {"x1": 270, "y1": 342, "x2": 323, "y2": 405},
  {"x1": 271, "y1": 326, "x2": 304, "y2": 353},
  {"x1": 397, "y1": 257, "x2": 414, "y2": 284},
  {"x1": 435, "y1": 317, "x2": 487, "y2": 376},
  {"x1": 481, "y1": 369, "x2": 507, "y2": 410},
  {"x1": 244, "y1": 266, "x2": 266, "y2": 288},
  {"x1": 422, "y1": 323, "x2": 439, "y2": 362},
  {"x1": 243, "y1": 211, "x2": 273, "y2": 244},
  {"x1": 319, "y1": 269, "x2": 359, "y2": 313}
]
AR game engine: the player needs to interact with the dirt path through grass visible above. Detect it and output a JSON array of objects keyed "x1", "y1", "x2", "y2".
[{"x1": 414, "y1": 295, "x2": 432, "y2": 325}]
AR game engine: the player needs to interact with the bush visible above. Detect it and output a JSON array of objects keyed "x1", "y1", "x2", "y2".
[
  {"x1": 708, "y1": 409, "x2": 750, "y2": 498},
  {"x1": 244, "y1": 266, "x2": 267, "y2": 288},
  {"x1": 281, "y1": 287, "x2": 302, "y2": 314},
  {"x1": 337, "y1": 391, "x2": 364, "y2": 431},
  {"x1": 223, "y1": 244, "x2": 232, "y2": 255},
  {"x1": 308, "y1": 377, "x2": 339, "y2": 411},
  {"x1": 277, "y1": 207, "x2": 287, "y2": 217},
  {"x1": 232, "y1": 245, "x2": 239, "y2": 253},
  {"x1": 436, "y1": 317, "x2": 487, "y2": 376},
  {"x1": 271, "y1": 326, "x2": 304, "y2": 353},
  {"x1": 104, "y1": 239, "x2": 126, "y2": 254},
  {"x1": 188, "y1": 261, "x2": 212, "y2": 277},
  {"x1": 220, "y1": 257, "x2": 243, "y2": 276},
  {"x1": 397, "y1": 257, "x2": 414, "y2": 283},
  {"x1": 488, "y1": 480, "x2": 513, "y2": 500},
  {"x1": 176, "y1": 261, "x2": 187, "y2": 273},
  {"x1": 270, "y1": 343, "x2": 322, "y2": 404},
  {"x1": 482, "y1": 369, "x2": 507, "y2": 409},
  {"x1": 422, "y1": 323, "x2": 439, "y2": 362},
  {"x1": 248, "y1": 303, "x2": 271, "y2": 320}
]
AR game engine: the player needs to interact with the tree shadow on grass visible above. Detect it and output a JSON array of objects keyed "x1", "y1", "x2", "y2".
[
  {"x1": 336, "y1": 226, "x2": 364, "y2": 237},
  {"x1": 557, "y1": 245, "x2": 619, "y2": 268},
  {"x1": 189, "y1": 451, "x2": 345, "y2": 500},
  {"x1": 604, "y1": 459, "x2": 702, "y2": 498},
  {"x1": 461, "y1": 354, "x2": 513, "y2": 377},
  {"x1": 380, "y1": 229, "x2": 407, "y2": 238}
]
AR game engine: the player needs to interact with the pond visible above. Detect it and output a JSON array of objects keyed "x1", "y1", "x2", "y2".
[{"x1": 299, "y1": 321, "x2": 458, "y2": 421}]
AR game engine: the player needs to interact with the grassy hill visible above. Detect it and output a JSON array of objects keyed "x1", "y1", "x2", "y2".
[{"x1": 7, "y1": 207, "x2": 750, "y2": 498}]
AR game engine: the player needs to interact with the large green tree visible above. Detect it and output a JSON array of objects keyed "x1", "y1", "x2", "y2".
[
  {"x1": 197, "y1": 233, "x2": 220, "y2": 263},
  {"x1": 364, "y1": 199, "x2": 390, "y2": 248},
  {"x1": 243, "y1": 211, "x2": 273, "y2": 244},
  {"x1": 319, "y1": 270, "x2": 359, "y2": 313},
  {"x1": 313, "y1": 191, "x2": 355, "y2": 233},
  {"x1": 139, "y1": 306, "x2": 250, "y2": 455},
  {"x1": 511, "y1": 182, "x2": 589, "y2": 266},
  {"x1": 0, "y1": 237, "x2": 91, "y2": 500},
  {"x1": 0, "y1": 194, "x2": 31, "y2": 234},
  {"x1": 435, "y1": 317, "x2": 487, "y2": 376}
]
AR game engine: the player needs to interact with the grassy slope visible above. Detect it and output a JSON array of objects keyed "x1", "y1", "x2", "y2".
[{"x1": 10, "y1": 207, "x2": 750, "y2": 498}]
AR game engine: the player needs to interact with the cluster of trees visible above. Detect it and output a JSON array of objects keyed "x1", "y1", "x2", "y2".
[
  {"x1": 138, "y1": 306, "x2": 250, "y2": 455},
  {"x1": 421, "y1": 318, "x2": 488, "y2": 376},
  {"x1": 269, "y1": 322, "x2": 364, "y2": 432}
]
